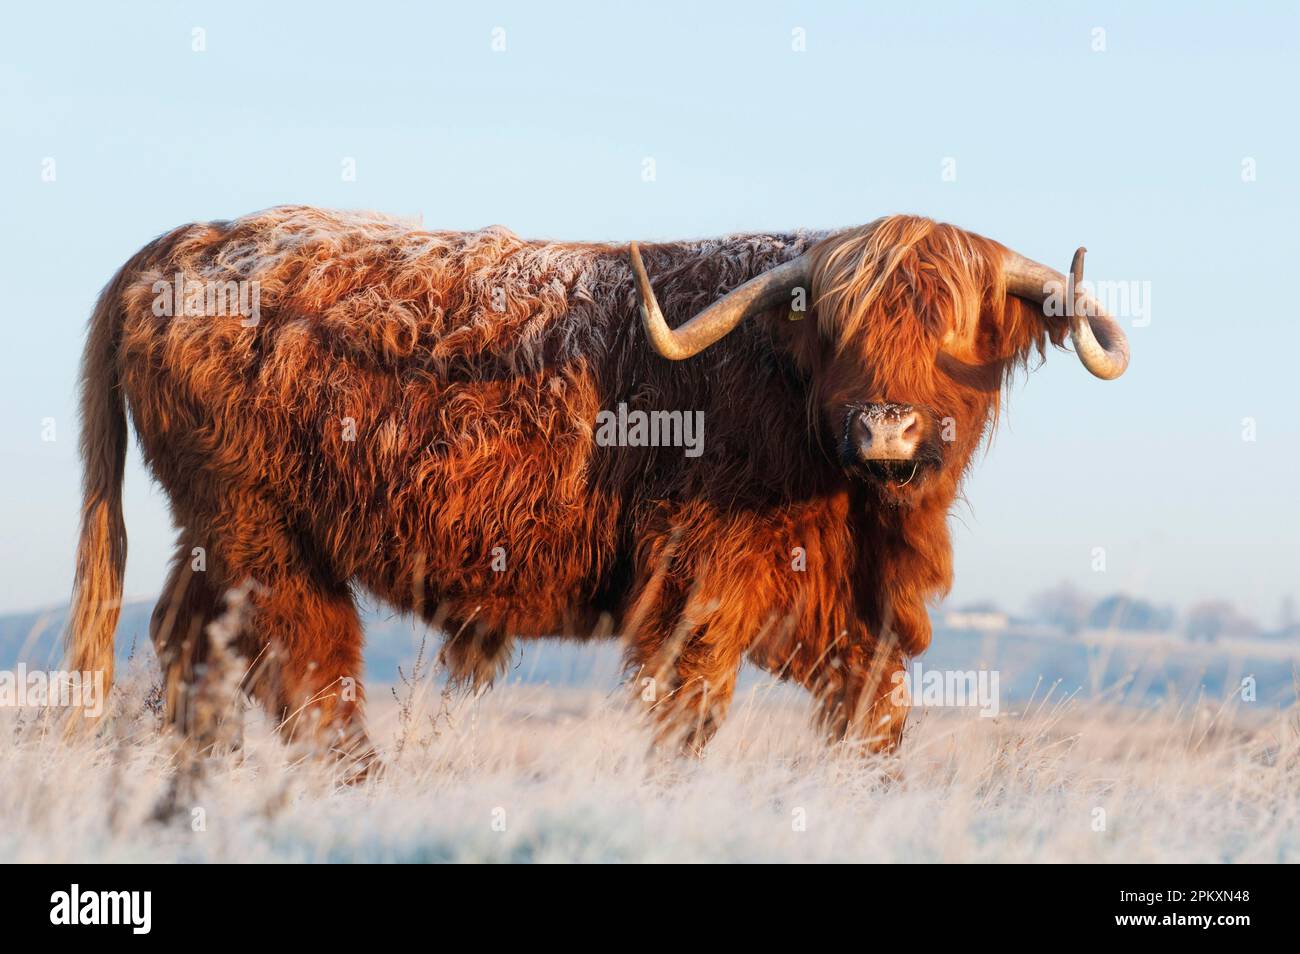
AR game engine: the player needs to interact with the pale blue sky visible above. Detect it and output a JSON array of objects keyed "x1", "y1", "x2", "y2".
[{"x1": 1, "y1": 2, "x2": 1297, "y2": 621}]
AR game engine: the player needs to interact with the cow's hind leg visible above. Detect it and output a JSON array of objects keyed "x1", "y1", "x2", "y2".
[
  {"x1": 244, "y1": 572, "x2": 377, "y2": 774},
  {"x1": 149, "y1": 541, "x2": 226, "y2": 734},
  {"x1": 150, "y1": 542, "x2": 376, "y2": 774}
]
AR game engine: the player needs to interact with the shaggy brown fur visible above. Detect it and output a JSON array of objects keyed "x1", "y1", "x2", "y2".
[{"x1": 69, "y1": 206, "x2": 1068, "y2": 763}]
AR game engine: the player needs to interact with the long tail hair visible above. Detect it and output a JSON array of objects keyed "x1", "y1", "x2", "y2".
[{"x1": 66, "y1": 266, "x2": 132, "y2": 707}]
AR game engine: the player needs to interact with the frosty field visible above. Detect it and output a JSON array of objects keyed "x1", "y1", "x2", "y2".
[{"x1": 4, "y1": 654, "x2": 1297, "y2": 864}]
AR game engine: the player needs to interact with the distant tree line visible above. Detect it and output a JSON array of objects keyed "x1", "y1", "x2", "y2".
[{"x1": 1017, "y1": 582, "x2": 1297, "y2": 642}]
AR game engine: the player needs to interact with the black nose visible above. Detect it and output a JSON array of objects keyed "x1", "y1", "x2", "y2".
[{"x1": 851, "y1": 404, "x2": 921, "y2": 460}]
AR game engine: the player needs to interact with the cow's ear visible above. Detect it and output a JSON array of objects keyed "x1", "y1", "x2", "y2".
[
  {"x1": 785, "y1": 280, "x2": 812, "y2": 322},
  {"x1": 771, "y1": 299, "x2": 821, "y2": 373}
]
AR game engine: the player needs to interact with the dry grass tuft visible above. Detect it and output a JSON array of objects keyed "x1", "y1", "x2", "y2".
[{"x1": 2, "y1": 659, "x2": 1298, "y2": 862}]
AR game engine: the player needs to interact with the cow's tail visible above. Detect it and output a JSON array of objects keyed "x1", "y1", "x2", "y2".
[{"x1": 66, "y1": 267, "x2": 132, "y2": 715}]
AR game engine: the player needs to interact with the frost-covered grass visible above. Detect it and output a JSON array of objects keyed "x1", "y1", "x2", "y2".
[{"x1": 3, "y1": 660, "x2": 1298, "y2": 863}]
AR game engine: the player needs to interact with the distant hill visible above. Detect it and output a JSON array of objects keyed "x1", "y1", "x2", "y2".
[
  {"x1": 4, "y1": 600, "x2": 1298, "y2": 706},
  {"x1": 0, "y1": 598, "x2": 624, "y2": 688}
]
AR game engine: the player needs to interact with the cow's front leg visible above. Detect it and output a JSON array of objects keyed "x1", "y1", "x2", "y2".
[
  {"x1": 805, "y1": 641, "x2": 911, "y2": 754},
  {"x1": 630, "y1": 619, "x2": 745, "y2": 757}
]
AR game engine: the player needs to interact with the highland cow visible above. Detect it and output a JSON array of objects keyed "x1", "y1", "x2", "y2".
[{"x1": 68, "y1": 206, "x2": 1128, "y2": 767}]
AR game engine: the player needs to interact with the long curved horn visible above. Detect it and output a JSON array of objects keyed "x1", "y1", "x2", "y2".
[
  {"x1": 629, "y1": 242, "x2": 811, "y2": 360},
  {"x1": 1003, "y1": 247, "x2": 1130, "y2": 380}
]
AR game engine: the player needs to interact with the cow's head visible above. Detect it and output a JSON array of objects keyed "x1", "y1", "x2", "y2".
[{"x1": 629, "y1": 215, "x2": 1128, "y2": 508}]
